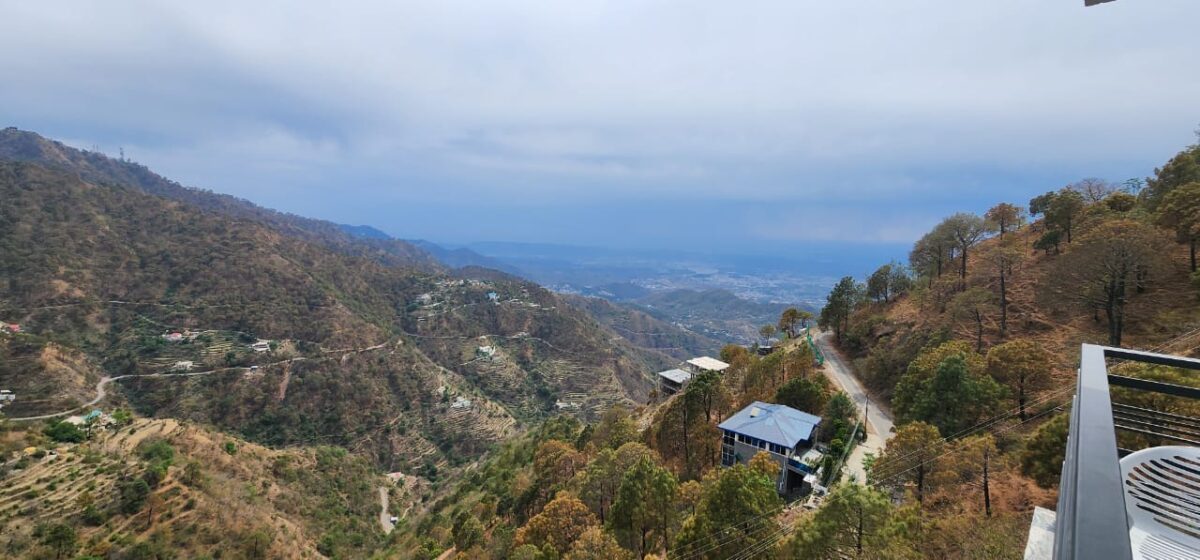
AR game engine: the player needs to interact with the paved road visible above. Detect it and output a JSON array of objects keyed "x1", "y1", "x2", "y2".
[
  {"x1": 813, "y1": 330, "x2": 895, "y2": 483},
  {"x1": 378, "y1": 486, "x2": 394, "y2": 534}
]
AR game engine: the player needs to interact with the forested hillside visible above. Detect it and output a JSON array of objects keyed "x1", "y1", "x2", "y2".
[
  {"x1": 0, "y1": 127, "x2": 440, "y2": 272},
  {"x1": 384, "y1": 137, "x2": 1200, "y2": 560},
  {"x1": 797, "y1": 138, "x2": 1200, "y2": 556},
  {"x1": 0, "y1": 133, "x2": 669, "y2": 475},
  {"x1": 822, "y1": 143, "x2": 1200, "y2": 403}
]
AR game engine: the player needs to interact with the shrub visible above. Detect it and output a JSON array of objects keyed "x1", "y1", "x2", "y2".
[
  {"x1": 118, "y1": 477, "x2": 152, "y2": 514},
  {"x1": 44, "y1": 421, "x2": 86, "y2": 443},
  {"x1": 137, "y1": 439, "x2": 175, "y2": 465},
  {"x1": 82, "y1": 504, "x2": 107, "y2": 526}
]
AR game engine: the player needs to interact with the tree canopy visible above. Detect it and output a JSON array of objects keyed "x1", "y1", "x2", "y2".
[
  {"x1": 894, "y1": 352, "x2": 1004, "y2": 437},
  {"x1": 984, "y1": 202, "x2": 1025, "y2": 237},
  {"x1": 788, "y1": 484, "x2": 915, "y2": 559}
]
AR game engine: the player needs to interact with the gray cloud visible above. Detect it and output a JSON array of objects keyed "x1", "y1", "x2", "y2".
[{"x1": 1, "y1": 0, "x2": 1197, "y2": 249}]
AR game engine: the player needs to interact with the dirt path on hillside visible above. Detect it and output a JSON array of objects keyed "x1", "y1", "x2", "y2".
[
  {"x1": 378, "y1": 486, "x2": 394, "y2": 534},
  {"x1": 7, "y1": 339, "x2": 400, "y2": 422}
]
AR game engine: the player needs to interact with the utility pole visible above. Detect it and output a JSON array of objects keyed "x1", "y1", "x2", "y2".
[{"x1": 983, "y1": 446, "x2": 992, "y2": 517}]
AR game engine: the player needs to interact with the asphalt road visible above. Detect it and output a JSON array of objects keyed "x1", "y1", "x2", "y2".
[
  {"x1": 813, "y1": 330, "x2": 895, "y2": 483},
  {"x1": 814, "y1": 330, "x2": 894, "y2": 437}
]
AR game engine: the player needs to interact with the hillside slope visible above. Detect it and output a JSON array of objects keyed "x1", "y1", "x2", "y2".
[
  {"x1": 0, "y1": 127, "x2": 440, "y2": 272},
  {"x1": 837, "y1": 210, "x2": 1200, "y2": 402},
  {"x1": 561, "y1": 293, "x2": 724, "y2": 361},
  {"x1": 0, "y1": 151, "x2": 658, "y2": 474},
  {"x1": 0, "y1": 418, "x2": 394, "y2": 558}
]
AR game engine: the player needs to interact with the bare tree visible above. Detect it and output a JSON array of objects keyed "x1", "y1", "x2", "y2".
[
  {"x1": 985, "y1": 238, "x2": 1024, "y2": 338},
  {"x1": 948, "y1": 287, "x2": 994, "y2": 352},
  {"x1": 1070, "y1": 177, "x2": 1117, "y2": 203}
]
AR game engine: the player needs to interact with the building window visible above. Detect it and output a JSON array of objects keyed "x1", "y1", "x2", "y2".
[
  {"x1": 723, "y1": 431, "x2": 735, "y2": 446},
  {"x1": 721, "y1": 446, "x2": 735, "y2": 467}
]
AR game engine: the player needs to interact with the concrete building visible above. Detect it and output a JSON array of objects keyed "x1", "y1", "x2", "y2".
[
  {"x1": 685, "y1": 356, "x2": 730, "y2": 375},
  {"x1": 657, "y1": 368, "x2": 693, "y2": 396},
  {"x1": 719, "y1": 401, "x2": 824, "y2": 496}
]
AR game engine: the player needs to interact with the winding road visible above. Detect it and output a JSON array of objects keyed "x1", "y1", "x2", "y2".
[
  {"x1": 5, "y1": 366, "x2": 260, "y2": 422},
  {"x1": 813, "y1": 330, "x2": 895, "y2": 483},
  {"x1": 5, "y1": 338, "x2": 405, "y2": 422}
]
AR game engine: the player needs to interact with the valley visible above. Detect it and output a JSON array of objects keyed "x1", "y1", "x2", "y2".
[{"x1": 1, "y1": 127, "x2": 1198, "y2": 560}]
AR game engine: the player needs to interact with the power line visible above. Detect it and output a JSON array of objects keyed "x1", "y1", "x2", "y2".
[{"x1": 865, "y1": 385, "x2": 1073, "y2": 483}]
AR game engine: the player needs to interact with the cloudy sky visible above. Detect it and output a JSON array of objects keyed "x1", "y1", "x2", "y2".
[{"x1": 2, "y1": 1, "x2": 1198, "y2": 255}]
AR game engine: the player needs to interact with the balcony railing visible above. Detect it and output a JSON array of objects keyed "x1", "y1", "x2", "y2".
[{"x1": 1052, "y1": 344, "x2": 1200, "y2": 560}]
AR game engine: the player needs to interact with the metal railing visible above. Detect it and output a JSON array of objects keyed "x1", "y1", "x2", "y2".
[{"x1": 1053, "y1": 344, "x2": 1200, "y2": 560}]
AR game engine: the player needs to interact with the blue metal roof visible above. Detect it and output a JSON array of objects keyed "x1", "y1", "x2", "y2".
[{"x1": 718, "y1": 401, "x2": 821, "y2": 448}]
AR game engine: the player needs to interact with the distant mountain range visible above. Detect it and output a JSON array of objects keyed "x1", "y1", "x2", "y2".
[{"x1": 336, "y1": 223, "x2": 526, "y2": 276}]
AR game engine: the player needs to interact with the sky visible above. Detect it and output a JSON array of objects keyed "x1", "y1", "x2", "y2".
[{"x1": 2, "y1": 0, "x2": 1198, "y2": 257}]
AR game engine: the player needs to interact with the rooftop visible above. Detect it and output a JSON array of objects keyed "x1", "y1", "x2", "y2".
[
  {"x1": 657, "y1": 368, "x2": 693, "y2": 384},
  {"x1": 718, "y1": 401, "x2": 822, "y2": 449},
  {"x1": 687, "y1": 356, "x2": 730, "y2": 372}
]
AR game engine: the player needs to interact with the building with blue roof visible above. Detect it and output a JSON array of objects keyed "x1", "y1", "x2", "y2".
[{"x1": 718, "y1": 401, "x2": 825, "y2": 496}]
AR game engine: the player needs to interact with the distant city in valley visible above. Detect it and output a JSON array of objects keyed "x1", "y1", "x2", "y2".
[{"x1": 429, "y1": 240, "x2": 908, "y2": 307}]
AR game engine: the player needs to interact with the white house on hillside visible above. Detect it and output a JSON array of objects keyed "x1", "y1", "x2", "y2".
[{"x1": 685, "y1": 356, "x2": 730, "y2": 374}]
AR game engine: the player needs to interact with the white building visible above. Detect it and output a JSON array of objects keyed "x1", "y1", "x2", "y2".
[{"x1": 685, "y1": 356, "x2": 731, "y2": 375}]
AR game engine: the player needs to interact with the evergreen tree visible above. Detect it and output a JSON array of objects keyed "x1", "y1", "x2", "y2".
[
  {"x1": 1156, "y1": 181, "x2": 1200, "y2": 271},
  {"x1": 788, "y1": 484, "x2": 915, "y2": 559},
  {"x1": 871, "y1": 422, "x2": 944, "y2": 505},
  {"x1": 986, "y1": 340, "x2": 1052, "y2": 420},
  {"x1": 609, "y1": 456, "x2": 678, "y2": 557}
]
